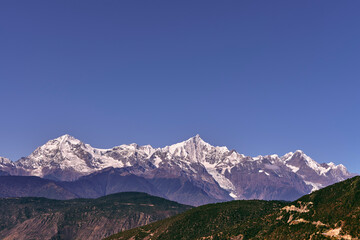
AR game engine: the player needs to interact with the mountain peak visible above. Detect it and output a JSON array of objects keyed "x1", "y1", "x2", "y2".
[
  {"x1": 294, "y1": 149, "x2": 304, "y2": 154},
  {"x1": 56, "y1": 134, "x2": 77, "y2": 141},
  {"x1": 186, "y1": 134, "x2": 206, "y2": 144},
  {"x1": 49, "y1": 134, "x2": 83, "y2": 146},
  {"x1": 0, "y1": 157, "x2": 13, "y2": 165},
  {"x1": 27, "y1": 134, "x2": 84, "y2": 161},
  {"x1": 183, "y1": 135, "x2": 216, "y2": 151}
]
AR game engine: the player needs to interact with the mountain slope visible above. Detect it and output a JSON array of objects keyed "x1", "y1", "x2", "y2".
[
  {"x1": 0, "y1": 134, "x2": 354, "y2": 204},
  {"x1": 107, "y1": 176, "x2": 360, "y2": 240},
  {"x1": 254, "y1": 175, "x2": 360, "y2": 239},
  {"x1": 106, "y1": 200, "x2": 286, "y2": 240},
  {"x1": 108, "y1": 177, "x2": 360, "y2": 240},
  {"x1": 0, "y1": 192, "x2": 191, "y2": 240},
  {"x1": 60, "y1": 166, "x2": 233, "y2": 206}
]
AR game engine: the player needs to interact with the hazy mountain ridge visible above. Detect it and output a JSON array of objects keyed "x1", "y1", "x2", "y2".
[
  {"x1": 0, "y1": 134, "x2": 354, "y2": 205},
  {"x1": 0, "y1": 176, "x2": 78, "y2": 199},
  {"x1": 0, "y1": 168, "x2": 230, "y2": 206}
]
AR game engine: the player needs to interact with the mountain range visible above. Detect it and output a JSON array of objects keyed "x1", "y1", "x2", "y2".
[{"x1": 0, "y1": 134, "x2": 354, "y2": 205}]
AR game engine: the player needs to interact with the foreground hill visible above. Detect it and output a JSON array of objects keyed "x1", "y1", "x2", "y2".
[
  {"x1": 107, "y1": 176, "x2": 360, "y2": 240},
  {"x1": 0, "y1": 134, "x2": 353, "y2": 205},
  {"x1": 0, "y1": 192, "x2": 191, "y2": 240},
  {"x1": 254, "y1": 175, "x2": 360, "y2": 239},
  {"x1": 106, "y1": 200, "x2": 286, "y2": 240}
]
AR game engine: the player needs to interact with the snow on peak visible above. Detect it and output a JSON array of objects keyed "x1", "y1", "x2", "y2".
[
  {"x1": 337, "y1": 164, "x2": 346, "y2": 169},
  {"x1": 185, "y1": 134, "x2": 210, "y2": 146},
  {"x1": 282, "y1": 150, "x2": 349, "y2": 177},
  {"x1": 288, "y1": 150, "x2": 324, "y2": 173},
  {"x1": 281, "y1": 152, "x2": 294, "y2": 161},
  {"x1": 164, "y1": 135, "x2": 206, "y2": 158},
  {"x1": 43, "y1": 134, "x2": 84, "y2": 150},
  {"x1": 194, "y1": 133, "x2": 201, "y2": 139},
  {"x1": 184, "y1": 134, "x2": 228, "y2": 152},
  {"x1": 56, "y1": 134, "x2": 79, "y2": 142},
  {"x1": 17, "y1": 135, "x2": 159, "y2": 179},
  {"x1": 58, "y1": 133, "x2": 72, "y2": 139},
  {"x1": 327, "y1": 162, "x2": 336, "y2": 167},
  {"x1": 252, "y1": 155, "x2": 262, "y2": 161},
  {"x1": 0, "y1": 157, "x2": 13, "y2": 165},
  {"x1": 162, "y1": 135, "x2": 230, "y2": 163},
  {"x1": 326, "y1": 163, "x2": 349, "y2": 176},
  {"x1": 6, "y1": 134, "x2": 352, "y2": 189}
]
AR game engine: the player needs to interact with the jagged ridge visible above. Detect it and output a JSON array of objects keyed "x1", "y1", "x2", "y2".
[{"x1": 0, "y1": 134, "x2": 354, "y2": 205}]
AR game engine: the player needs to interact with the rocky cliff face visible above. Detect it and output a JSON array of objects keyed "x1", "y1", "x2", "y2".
[{"x1": 0, "y1": 134, "x2": 354, "y2": 204}]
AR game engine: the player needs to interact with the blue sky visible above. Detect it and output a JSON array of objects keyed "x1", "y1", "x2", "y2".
[{"x1": 0, "y1": 1, "x2": 359, "y2": 172}]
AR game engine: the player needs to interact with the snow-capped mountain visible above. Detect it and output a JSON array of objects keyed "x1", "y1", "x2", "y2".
[
  {"x1": 280, "y1": 150, "x2": 351, "y2": 191},
  {"x1": 0, "y1": 157, "x2": 16, "y2": 175},
  {"x1": 0, "y1": 157, "x2": 12, "y2": 167},
  {"x1": 0, "y1": 134, "x2": 355, "y2": 205},
  {"x1": 15, "y1": 134, "x2": 155, "y2": 180}
]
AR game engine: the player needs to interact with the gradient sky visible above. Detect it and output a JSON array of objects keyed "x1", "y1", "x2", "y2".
[{"x1": 0, "y1": 1, "x2": 359, "y2": 173}]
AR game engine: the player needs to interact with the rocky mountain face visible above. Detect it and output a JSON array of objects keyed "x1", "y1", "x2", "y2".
[{"x1": 0, "y1": 134, "x2": 354, "y2": 205}]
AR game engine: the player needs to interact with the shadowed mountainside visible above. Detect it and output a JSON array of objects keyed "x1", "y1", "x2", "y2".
[
  {"x1": 0, "y1": 167, "x2": 226, "y2": 206},
  {"x1": 0, "y1": 176, "x2": 77, "y2": 199}
]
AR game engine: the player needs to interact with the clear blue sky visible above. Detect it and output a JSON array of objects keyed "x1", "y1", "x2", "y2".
[{"x1": 0, "y1": 1, "x2": 359, "y2": 172}]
